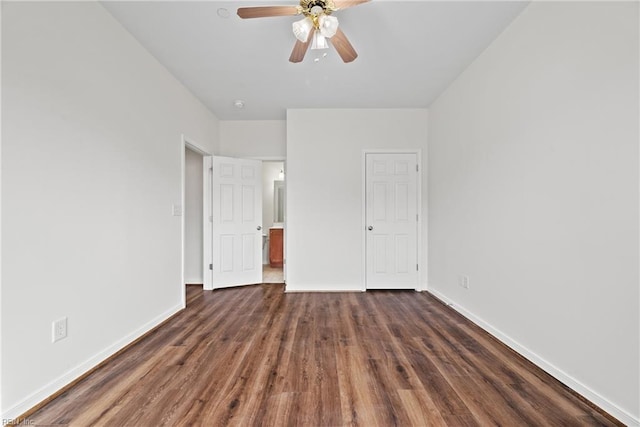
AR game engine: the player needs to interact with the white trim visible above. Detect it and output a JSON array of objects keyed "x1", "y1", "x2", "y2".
[
  {"x1": 361, "y1": 152, "x2": 368, "y2": 292},
  {"x1": 416, "y1": 151, "x2": 423, "y2": 291},
  {"x1": 362, "y1": 149, "x2": 422, "y2": 292},
  {"x1": 245, "y1": 156, "x2": 286, "y2": 162},
  {"x1": 428, "y1": 287, "x2": 639, "y2": 427},
  {"x1": 1, "y1": 304, "x2": 183, "y2": 421},
  {"x1": 419, "y1": 141, "x2": 428, "y2": 292},
  {"x1": 285, "y1": 283, "x2": 365, "y2": 293},
  {"x1": 180, "y1": 140, "x2": 186, "y2": 308}
]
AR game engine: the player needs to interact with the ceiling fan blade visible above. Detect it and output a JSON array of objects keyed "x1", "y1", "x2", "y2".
[
  {"x1": 289, "y1": 28, "x2": 314, "y2": 63},
  {"x1": 333, "y1": 0, "x2": 371, "y2": 10},
  {"x1": 330, "y1": 27, "x2": 358, "y2": 63},
  {"x1": 237, "y1": 6, "x2": 300, "y2": 19}
]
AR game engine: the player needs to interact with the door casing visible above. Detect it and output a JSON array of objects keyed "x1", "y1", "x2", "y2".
[{"x1": 181, "y1": 135, "x2": 212, "y2": 304}]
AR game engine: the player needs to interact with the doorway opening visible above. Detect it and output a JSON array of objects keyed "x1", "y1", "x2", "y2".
[
  {"x1": 262, "y1": 161, "x2": 285, "y2": 283},
  {"x1": 181, "y1": 137, "x2": 212, "y2": 306},
  {"x1": 184, "y1": 146, "x2": 204, "y2": 287}
]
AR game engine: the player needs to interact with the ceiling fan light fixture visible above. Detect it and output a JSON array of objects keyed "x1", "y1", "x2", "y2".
[
  {"x1": 292, "y1": 17, "x2": 314, "y2": 42},
  {"x1": 310, "y1": 31, "x2": 328, "y2": 50},
  {"x1": 238, "y1": 0, "x2": 370, "y2": 64},
  {"x1": 318, "y1": 14, "x2": 339, "y2": 38}
]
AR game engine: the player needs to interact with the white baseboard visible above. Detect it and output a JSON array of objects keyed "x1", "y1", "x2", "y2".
[
  {"x1": 285, "y1": 283, "x2": 365, "y2": 292},
  {"x1": 427, "y1": 288, "x2": 639, "y2": 427},
  {"x1": 1, "y1": 304, "x2": 184, "y2": 421}
]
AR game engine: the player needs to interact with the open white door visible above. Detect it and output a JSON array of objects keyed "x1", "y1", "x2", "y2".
[
  {"x1": 207, "y1": 156, "x2": 263, "y2": 289},
  {"x1": 365, "y1": 152, "x2": 419, "y2": 289}
]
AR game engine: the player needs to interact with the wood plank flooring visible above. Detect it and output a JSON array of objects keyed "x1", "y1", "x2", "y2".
[{"x1": 23, "y1": 285, "x2": 621, "y2": 426}]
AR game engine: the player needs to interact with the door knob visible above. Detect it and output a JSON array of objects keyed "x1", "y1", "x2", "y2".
[
  {"x1": 368, "y1": 226, "x2": 373, "y2": 231},
  {"x1": 257, "y1": 226, "x2": 262, "y2": 231}
]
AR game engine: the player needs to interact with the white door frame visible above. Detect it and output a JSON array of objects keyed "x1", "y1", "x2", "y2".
[
  {"x1": 203, "y1": 156, "x2": 213, "y2": 290},
  {"x1": 362, "y1": 149, "x2": 423, "y2": 291},
  {"x1": 181, "y1": 135, "x2": 212, "y2": 305}
]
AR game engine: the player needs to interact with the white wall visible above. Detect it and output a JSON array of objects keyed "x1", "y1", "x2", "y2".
[
  {"x1": 184, "y1": 148, "x2": 204, "y2": 283},
  {"x1": 427, "y1": 2, "x2": 639, "y2": 424},
  {"x1": 219, "y1": 120, "x2": 286, "y2": 159},
  {"x1": 1, "y1": 1, "x2": 219, "y2": 418},
  {"x1": 286, "y1": 109, "x2": 428, "y2": 292}
]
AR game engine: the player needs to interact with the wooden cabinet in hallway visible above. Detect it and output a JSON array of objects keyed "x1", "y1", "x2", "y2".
[{"x1": 269, "y1": 227, "x2": 283, "y2": 268}]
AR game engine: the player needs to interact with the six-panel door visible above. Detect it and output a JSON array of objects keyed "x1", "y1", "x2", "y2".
[
  {"x1": 365, "y1": 153, "x2": 419, "y2": 289},
  {"x1": 211, "y1": 156, "x2": 263, "y2": 288}
]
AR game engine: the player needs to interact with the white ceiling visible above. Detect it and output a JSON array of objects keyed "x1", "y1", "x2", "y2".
[{"x1": 102, "y1": 1, "x2": 529, "y2": 120}]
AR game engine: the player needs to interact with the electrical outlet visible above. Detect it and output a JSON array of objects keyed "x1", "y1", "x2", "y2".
[
  {"x1": 52, "y1": 317, "x2": 68, "y2": 343},
  {"x1": 458, "y1": 275, "x2": 470, "y2": 289}
]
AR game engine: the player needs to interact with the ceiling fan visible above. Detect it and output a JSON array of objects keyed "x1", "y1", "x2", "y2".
[{"x1": 237, "y1": 0, "x2": 370, "y2": 63}]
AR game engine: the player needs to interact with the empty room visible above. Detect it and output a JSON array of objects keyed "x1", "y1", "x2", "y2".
[{"x1": 1, "y1": 0, "x2": 638, "y2": 426}]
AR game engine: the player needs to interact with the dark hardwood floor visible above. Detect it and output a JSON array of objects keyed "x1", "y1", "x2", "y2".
[{"x1": 23, "y1": 284, "x2": 620, "y2": 426}]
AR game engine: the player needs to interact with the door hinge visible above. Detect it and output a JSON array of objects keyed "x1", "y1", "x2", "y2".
[
  {"x1": 209, "y1": 167, "x2": 213, "y2": 172},
  {"x1": 416, "y1": 214, "x2": 419, "y2": 221},
  {"x1": 416, "y1": 164, "x2": 419, "y2": 172},
  {"x1": 416, "y1": 264, "x2": 419, "y2": 271},
  {"x1": 209, "y1": 263, "x2": 213, "y2": 270}
]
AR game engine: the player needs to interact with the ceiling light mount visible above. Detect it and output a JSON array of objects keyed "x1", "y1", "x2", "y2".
[
  {"x1": 234, "y1": 100, "x2": 245, "y2": 109},
  {"x1": 300, "y1": 0, "x2": 337, "y2": 16}
]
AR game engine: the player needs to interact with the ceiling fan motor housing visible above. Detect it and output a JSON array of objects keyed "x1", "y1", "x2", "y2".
[{"x1": 301, "y1": 0, "x2": 336, "y2": 16}]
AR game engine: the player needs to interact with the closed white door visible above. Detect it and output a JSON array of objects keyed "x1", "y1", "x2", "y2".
[
  {"x1": 210, "y1": 156, "x2": 263, "y2": 289},
  {"x1": 365, "y1": 153, "x2": 419, "y2": 289}
]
